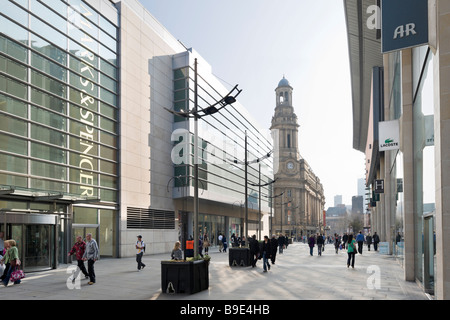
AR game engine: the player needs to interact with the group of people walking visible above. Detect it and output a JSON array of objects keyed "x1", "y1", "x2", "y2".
[
  {"x1": 248, "y1": 234, "x2": 290, "y2": 272},
  {"x1": 0, "y1": 232, "x2": 24, "y2": 287},
  {"x1": 306, "y1": 231, "x2": 381, "y2": 268},
  {"x1": 67, "y1": 233, "x2": 99, "y2": 285}
]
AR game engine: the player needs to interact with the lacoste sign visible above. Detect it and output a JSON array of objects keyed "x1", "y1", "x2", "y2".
[
  {"x1": 381, "y1": 138, "x2": 399, "y2": 149},
  {"x1": 379, "y1": 120, "x2": 400, "y2": 151}
]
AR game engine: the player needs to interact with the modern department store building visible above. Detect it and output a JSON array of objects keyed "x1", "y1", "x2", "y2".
[
  {"x1": 344, "y1": 0, "x2": 450, "y2": 299},
  {"x1": 0, "y1": 0, "x2": 273, "y2": 271}
]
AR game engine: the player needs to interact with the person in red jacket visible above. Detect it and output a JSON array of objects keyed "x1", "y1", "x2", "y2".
[{"x1": 68, "y1": 235, "x2": 89, "y2": 282}]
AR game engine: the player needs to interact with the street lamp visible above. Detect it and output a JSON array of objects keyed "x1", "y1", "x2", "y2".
[
  {"x1": 230, "y1": 132, "x2": 272, "y2": 241},
  {"x1": 165, "y1": 58, "x2": 241, "y2": 258}
]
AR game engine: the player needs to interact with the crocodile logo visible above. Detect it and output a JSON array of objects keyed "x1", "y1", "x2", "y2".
[{"x1": 385, "y1": 138, "x2": 394, "y2": 144}]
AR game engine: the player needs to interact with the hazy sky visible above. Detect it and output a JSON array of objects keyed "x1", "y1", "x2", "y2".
[{"x1": 141, "y1": 0, "x2": 366, "y2": 208}]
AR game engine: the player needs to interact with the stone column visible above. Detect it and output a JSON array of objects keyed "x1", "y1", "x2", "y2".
[
  {"x1": 400, "y1": 48, "x2": 415, "y2": 282},
  {"x1": 433, "y1": 0, "x2": 450, "y2": 300}
]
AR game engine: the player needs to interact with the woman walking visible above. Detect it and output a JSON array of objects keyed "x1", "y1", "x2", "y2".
[
  {"x1": 347, "y1": 234, "x2": 357, "y2": 268},
  {"x1": 203, "y1": 233, "x2": 210, "y2": 255},
  {"x1": 1, "y1": 239, "x2": 22, "y2": 286}
]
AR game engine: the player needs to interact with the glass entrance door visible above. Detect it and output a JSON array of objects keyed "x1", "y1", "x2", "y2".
[
  {"x1": 6, "y1": 223, "x2": 55, "y2": 272},
  {"x1": 25, "y1": 225, "x2": 53, "y2": 271}
]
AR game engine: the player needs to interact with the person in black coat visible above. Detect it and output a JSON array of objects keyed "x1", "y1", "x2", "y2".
[
  {"x1": 278, "y1": 234, "x2": 285, "y2": 254},
  {"x1": 261, "y1": 236, "x2": 271, "y2": 272},
  {"x1": 270, "y1": 234, "x2": 278, "y2": 264},
  {"x1": 249, "y1": 235, "x2": 260, "y2": 268}
]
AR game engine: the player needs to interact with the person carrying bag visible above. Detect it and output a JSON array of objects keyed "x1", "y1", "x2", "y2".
[{"x1": 2, "y1": 239, "x2": 23, "y2": 286}]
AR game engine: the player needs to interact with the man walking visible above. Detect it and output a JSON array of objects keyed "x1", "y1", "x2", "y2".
[
  {"x1": 366, "y1": 234, "x2": 373, "y2": 251},
  {"x1": 317, "y1": 233, "x2": 324, "y2": 256},
  {"x1": 270, "y1": 235, "x2": 278, "y2": 264},
  {"x1": 82, "y1": 233, "x2": 99, "y2": 285},
  {"x1": 136, "y1": 235, "x2": 146, "y2": 271},
  {"x1": 68, "y1": 235, "x2": 89, "y2": 282},
  {"x1": 373, "y1": 232, "x2": 380, "y2": 251},
  {"x1": 356, "y1": 231, "x2": 365, "y2": 254}
]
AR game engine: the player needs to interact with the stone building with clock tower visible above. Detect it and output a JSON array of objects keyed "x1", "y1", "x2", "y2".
[{"x1": 270, "y1": 77, "x2": 326, "y2": 238}]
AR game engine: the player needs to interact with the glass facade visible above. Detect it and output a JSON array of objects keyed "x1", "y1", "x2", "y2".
[
  {"x1": 0, "y1": 0, "x2": 119, "y2": 202},
  {"x1": 0, "y1": 0, "x2": 119, "y2": 266},
  {"x1": 172, "y1": 56, "x2": 273, "y2": 214}
]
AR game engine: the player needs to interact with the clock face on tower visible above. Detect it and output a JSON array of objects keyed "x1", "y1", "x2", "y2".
[{"x1": 287, "y1": 162, "x2": 294, "y2": 170}]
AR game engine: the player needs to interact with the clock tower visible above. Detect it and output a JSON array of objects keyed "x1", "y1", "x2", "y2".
[
  {"x1": 270, "y1": 76, "x2": 300, "y2": 173},
  {"x1": 269, "y1": 76, "x2": 325, "y2": 239}
]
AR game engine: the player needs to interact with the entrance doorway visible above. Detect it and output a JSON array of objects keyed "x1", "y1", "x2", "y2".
[{"x1": 1, "y1": 213, "x2": 57, "y2": 272}]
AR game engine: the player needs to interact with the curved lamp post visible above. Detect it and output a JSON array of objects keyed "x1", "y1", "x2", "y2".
[{"x1": 165, "y1": 58, "x2": 241, "y2": 258}]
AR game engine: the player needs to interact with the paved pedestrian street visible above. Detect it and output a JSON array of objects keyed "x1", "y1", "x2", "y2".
[{"x1": 1, "y1": 242, "x2": 429, "y2": 302}]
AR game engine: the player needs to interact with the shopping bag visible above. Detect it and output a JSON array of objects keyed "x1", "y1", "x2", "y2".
[{"x1": 10, "y1": 267, "x2": 25, "y2": 282}]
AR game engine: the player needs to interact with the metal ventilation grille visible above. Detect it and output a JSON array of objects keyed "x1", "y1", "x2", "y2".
[{"x1": 127, "y1": 207, "x2": 175, "y2": 230}]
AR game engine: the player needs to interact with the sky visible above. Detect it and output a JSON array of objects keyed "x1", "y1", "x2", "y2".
[{"x1": 141, "y1": 0, "x2": 366, "y2": 208}]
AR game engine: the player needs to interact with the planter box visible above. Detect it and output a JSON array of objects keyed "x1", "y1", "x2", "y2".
[
  {"x1": 229, "y1": 248, "x2": 251, "y2": 267},
  {"x1": 161, "y1": 260, "x2": 209, "y2": 294}
]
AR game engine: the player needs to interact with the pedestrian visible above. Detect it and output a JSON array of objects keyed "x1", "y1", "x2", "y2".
[
  {"x1": 240, "y1": 236, "x2": 246, "y2": 248},
  {"x1": 1, "y1": 239, "x2": 22, "y2": 286},
  {"x1": 347, "y1": 234, "x2": 357, "y2": 268},
  {"x1": 317, "y1": 233, "x2": 324, "y2": 256},
  {"x1": 342, "y1": 232, "x2": 348, "y2": 249},
  {"x1": 218, "y1": 233, "x2": 223, "y2": 252},
  {"x1": 366, "y1": 234, "x2": 373, "y2": 251},
  {"x1": 136, "y1": 235, "x2": 146, "y2": 271},
  {"x1": 222, "y1": 234, "x2": 227, "y2": 253},
  {"x1": 171, "y1": 241, "x2": 183, "y2": 260},
  {"x1": 203, "y1": 233, "x2": 210, "y2": 255},
  {"x1": 262, "y1": 236, "x2": 271, "y2": 272},
  {"x1": 334, "y1": 233, "x2": 340, "y2": 254},
  {"x1": 82, "y1": 233, "x2": 99, "y2": 285},
  {"x1": 356, "y1": 231, "x2": 365, "y2": 254},
  {"x1": 278, "y1": 233, "x2": 285, "y2": 254},
  {"x1": 0, "y1": 240, "x2": 11, "y2": 284},
  {"x1": 308, "y1": 234, "x2": 315, "y2": 256},
  {"x1": 270, "y1": 234, "x2": 278, "y2": 264},
  {"x1": 373, "y1": 232, "x2": 380, "y2": 251},
  {"x1": 231, "y1": 233, "x2": 237, "y2": 248},
  {"x1": 198, "y1": 235, "x2": 203, "y2": 258},
  {"x1": 0, "y1": 231, "x2": 4, "y2": 257},
  {"x1": 68, "y1": 235, "x2": 89, "y2": 282},
  {"x1": 249, "y1": 235, "x2": 260, "y2": 268}
]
